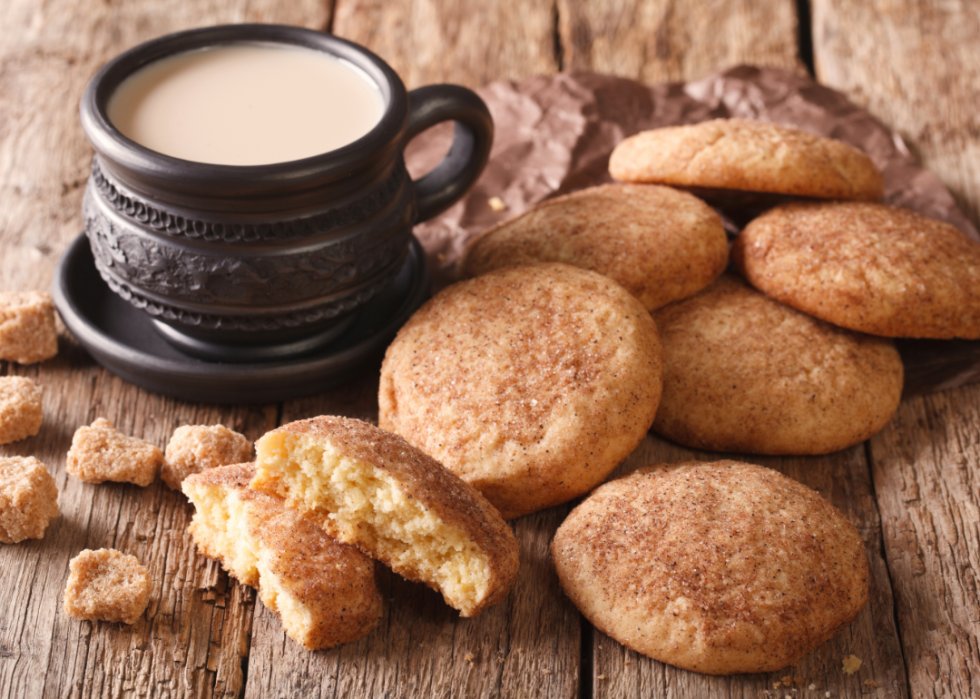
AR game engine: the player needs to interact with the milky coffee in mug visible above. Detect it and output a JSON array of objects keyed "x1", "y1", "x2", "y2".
[{"x1": 107, "y1": 43, "x2": 385, "y2": 166}]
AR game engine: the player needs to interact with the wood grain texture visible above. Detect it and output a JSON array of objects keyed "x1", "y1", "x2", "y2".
[
  {"x1": 811, "y1": 0, "x2": 980, "y2": 229},
  {"x1": 587, "y1": 435, "x2": 909, "y2": 698},
  {"x1": 0, "y1": 1, "x2": 326, "y2": 697},
  {"x1": 332, "y1": 0, "x2": 559, "y2": 89},
  {"x1": 869, "y1": 387, "x2": 980, "y2": 699},
  {"x1": 556, "y1": 0, "x2": 805, "y2": 83}
]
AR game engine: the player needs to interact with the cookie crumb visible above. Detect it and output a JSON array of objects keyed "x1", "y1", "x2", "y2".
[
  {"x1": 464, "y1": 653, "x2": 474, "y2": 663},
  {"x1": 0, "y1": 456, "x2": 58, "y2": 542},
  {"x1": 542, "y1": 669, "x2": 552, "y2": 675},
  {"x1": 488, "y1": 196, "x2": 507, "y2": 212},
  {"x1": 809, "y1": 685, "x2": 817, "y2": 691},
  {"x1": 862, "y1": 680, "x2": 878, "y2": 689},
  {"x1": 63, "y1": 548, "x2": 151, "y2": 624},
  {"x1": 783, "y1": 676, "x2": 793, "y2": 686},
  {"x1": 0, "y1": 377, "x2": 43, "y2": 445},
  {"x1": 842, "y1": 655, "x2": 862, "y2": 675},
  {"x1": 67, "y1": 418, "x2": 163, "y2": 486},
  {"x1": 597, "y1": 674, "x2": 606, "y2": 680}
]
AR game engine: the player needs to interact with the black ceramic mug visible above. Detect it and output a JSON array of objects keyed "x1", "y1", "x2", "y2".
[{"x1": 79, "y1": 24, "x2": 492, "y2": 361}]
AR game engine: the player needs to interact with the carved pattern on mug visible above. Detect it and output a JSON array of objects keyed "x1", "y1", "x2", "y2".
[
  {"x1": 83, "y1": 186, "x2": 411, "y2": 308},
  {"x1": 91, "y1": 158, "x2": 407, "y2": 243}
]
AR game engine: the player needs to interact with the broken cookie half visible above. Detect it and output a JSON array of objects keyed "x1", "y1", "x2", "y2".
[
  {"x1": 183, "y1": 463, "x2": 382, "y2": 650},
  {"x1": 250, "y1": 416, "x2": 520, "y2": 618}
]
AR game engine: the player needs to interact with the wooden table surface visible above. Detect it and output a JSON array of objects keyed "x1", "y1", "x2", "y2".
[{"x1": 1, "y1": 1, "x2": 978, "y2": 698}]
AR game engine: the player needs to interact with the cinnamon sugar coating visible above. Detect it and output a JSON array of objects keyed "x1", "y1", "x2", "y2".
[
  {"x1": 0, "y1": 456, "x2": 58, "y2": 543},
  {"x1": 379, "y1": 262, "x2": 663, "y2": 519},
  {"x1": 184, "y1": 463, "x2": 382, "y2": 650},
  {"x1": 0, "y1": 376, "x2": 43, "y2": 445},
  {"x1": 552, "y1": 461, "x2": 870, "y2": 674},
  {"x1": 609, "y1": 118, "x2": 883, "y2": 201},
  {"x1": 162, "y1": 424, "x2": 251, "y2": 490},
  {"x1": 459, "y1": 183, "x2": 728, "y2": 311},
  {"x1": 733, "y1": 201, "x2": 980, "y2": 338},
  {"x1": 652, "y1": 275, "x2": 903, "y2": 455},
  {"x1": 66, "y1": 418, "x2": 163, "y2": 486},
  {"x1": 63, "y1": 548, "x2": 151, "y2": 624},
  {"x1": 0, "y1": 292, "x2": 58, "y2": 364}
]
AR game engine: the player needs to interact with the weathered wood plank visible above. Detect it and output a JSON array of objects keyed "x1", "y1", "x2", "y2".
[
  {"x1": 811, "y1": 0, "x2": 980, "y2": 229},
  {"x1": 332, "y1": 0, "x2": 559, "y2": 89},
  {"x1": 0, "y1": 1, "x2": 328, "y2": 697},
  {"x1": 868, "y1": 387, "x2": 980, "y2": 699},
  {"x1": 589, "y1": 436, "x2": 909, "y2": 699},
  {"x1": 556, "y1": 0, "x2": 805, "y2": 83}
]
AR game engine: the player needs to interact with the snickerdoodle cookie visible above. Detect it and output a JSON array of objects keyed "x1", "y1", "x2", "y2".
[
  {"x1": 379, "y1": 263, "x2": 663, "y2": 519},
  {"x1": 184, "y1": 463, "x2": 382, "y2": 650},
  {"x1": 733, "y1": 201, "x2": 980, "y2": 339},
  {"x1": 459, "y1": 183, "x2": 728, "y2": 310},
  {"x1": 652, "y1": 275, "x2": 903, "y2": 455},
  {"x1": 609, "y1": 118, "x2": 883, "y2": 201},
  {"x1": 250, "y1": 416, "x2": 519, "y2": 618},
  {"x1": 552, "y1": 461, "x2": 869, "y2": 675}
]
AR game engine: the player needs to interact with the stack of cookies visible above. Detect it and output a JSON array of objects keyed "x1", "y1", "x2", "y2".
[{"x1": 375, "y1": 117, "x2": 980, "y2": 674}]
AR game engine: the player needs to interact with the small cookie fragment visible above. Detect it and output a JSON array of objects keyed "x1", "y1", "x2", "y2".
[
  {"x1": 66, "y1": 418, "x2": 163, "y2": 486},
  {"x1": 733, "y1": 201, "x2": 980, "y2": 339},
  {"x1": 552, "y1": 461, "x2": 870, "y2": 675},
  {"x1": 459, "y1": 183, "x2": 729, "y2": 311},
  {"x1": 184, "y1": 463, "x2": 382, "y2": 650},
  {"x1": 162, "y1": 424, "x2": 252, "y2": 490},
  {"x1": 0, "y1": 376, "x2": 43, "y2": 445},
  {"x1": 0, "y1": 292, "x2": 59, "y2": 364},
  {"x1": 652, "y1": 275, "x2": 903, "y2": 455},
  {"x1": 609, "y1": 118, "x2": 884, "y2": 201},
  {"x1": 63, "y1": 548, "x2": 151, "y2": 624},
  {"x1": 842, "y1": 655, "x2": 863, "y2": 675},
  {"x1": 379, "y1": 263, "x2": 663, "y2": 519},
  {"x1": 0, "y1": 456, "x2": 59, "y2": 543},
  {"x1": 251, "y1": 416, "x2": 520, "y2": 618}
]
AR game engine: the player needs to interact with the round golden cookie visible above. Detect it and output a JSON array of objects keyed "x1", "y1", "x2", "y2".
[
  {"x1": 379, "y1": 263, "x2": 663, "y2": 520},
  {"x1": 609, "y1": 118, "x2": 884, "y2": 201},
  {"x1": 652, "y1": 274, "x2": 903, "y2": 455},
  {"x1": 733, "y1": 201, "x2": 980, "y2": 339},
  {"x1": 552, "y1": 460, "x2": 870, "y2": 675},
  {"x1": 459, "y1": 183, "x2": 729, "y2": 311}
]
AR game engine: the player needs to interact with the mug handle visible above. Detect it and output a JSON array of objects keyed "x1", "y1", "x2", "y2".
[{"x1": 405, "y1": 85, "x2": 494, "y2": 223}]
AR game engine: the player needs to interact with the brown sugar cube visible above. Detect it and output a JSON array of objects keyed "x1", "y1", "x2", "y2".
[
  {"x1": 0, "y1": 376, "x2": 43, "y2": 445},
  {"x1": 66, "y1": 418, "x2": 163, "y2": 487},
  {"x1": 63, "y1": 548, "x2": 151, "y2": 624},
  {"x1": 162, "y1": 424, "x2": 252, "y2": 490},
  {"x1": 0, "y1": 292, "x2": 59, "y2": 365},
  {"x1": 0, "y1": 456, "x2": 59, "y2": 543}
]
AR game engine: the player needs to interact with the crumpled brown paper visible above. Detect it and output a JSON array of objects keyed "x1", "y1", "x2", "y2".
[{"x1": 405, "y1": 65, "x2": 980, "y2": 396}]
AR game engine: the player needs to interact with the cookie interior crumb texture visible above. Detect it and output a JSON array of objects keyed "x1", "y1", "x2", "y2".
[
  {"x1": 63, "y1": 548, "x2": 151, "y2": 624},
  {"x1": 66, "y1": 418, "x2": 163, "y2": 487},
  {"x1": 551, "y1": 461, "x2": 870, "y2": 675},
  {"x1": 183, "y1": 463, "x2": 382, "y2": 650},
  {"x1": 163, "y1": 424, "x2": 252, "y2": 490},
  {"x1": 0, "y1": 291, "x2": 59, "y2": 364},
  {"x1": 0, "y1": 376, "x2": 43, "y2": 445},
  {"x1": 251, "y1": 416, "x2": 519, "y2": 618},
  {"x1": 0, "y1": 455, "x2": 59, "y2": 543}
]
